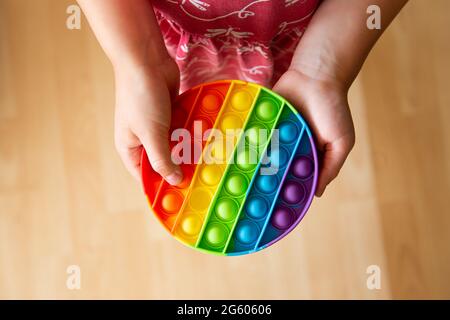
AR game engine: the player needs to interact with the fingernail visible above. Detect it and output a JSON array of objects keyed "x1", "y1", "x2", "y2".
[{"x1": 166, "y1": 171, "x2": 183, "y2": 186}]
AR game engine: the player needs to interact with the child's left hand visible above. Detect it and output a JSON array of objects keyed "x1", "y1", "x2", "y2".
[{"x1": 273, "y1": 69, "x2": 355, "y2": 197}]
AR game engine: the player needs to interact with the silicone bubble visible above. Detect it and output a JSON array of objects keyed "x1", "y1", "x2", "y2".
[
  {"x1": 201, "y1": 92, "x2": 221, "y2": 113},
  {"x1": 205, "y1": 223, "x2": 229, "y2": 247},
  {"x1": 161, "y1": 190, "x2": 183, "y2": 214},
  {"x1": 180, "y1": 214, "x2": 202, "y2": 237},
  {"x1": 221, "y1": 114, "x2": 242, "y2": 133},
  {"x1": 279, "y1": 121, "x2": 299, "y2": 144},
  {"x1": 235, "y1": 220, "x2": 259, "y2": 245},
  {"x1": 231, "y1": 90, "x2": 253, "y2": 112},
  {"x1": 281, "y1": 181, "x2": 305, "y2": 205},
  {"x1": 256, "y1": 175, "x2": 278, "y2": 194},
  {"x1": 271, "y1": 207, "x2": 293, "y2": 230},
  {"x1": 268, "y1": 147, "x2": 289, "y2": 169},
  {"x1": 256, "y1": 99, "x2": 279, "y2": 122},
  {"x1": 200, "y1": 165, "x2": 222, "y2": 186},
  {"x1": 246, "y1": 124, "x2": 267, "y2": 146},
  {"x1": 215, "y1": 198, "x2": 238, "y2": 222},
  {"x1": 236, "y1": 148, "x2": 258, "y2": 171},
  {"x1": 140, "y1": 80, "x2": 318, "y2": 256},
  {"x1": 292, "y1": 156, "x2": 314, "y2": 179},
  {"x1": 210, "y1": 141, "x2": 227, "y2": 162},
  {"x1": 245, "y1": 196, "x2": 268, "y2": 220},
  {"x1": 225, "y1": 173, "x2": 248, "y2": 197}
]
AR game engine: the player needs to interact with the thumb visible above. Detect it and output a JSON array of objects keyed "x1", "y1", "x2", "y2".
[
  {"x1": 315, "y1": 133, "x2": 355, "y2": 197},
  {"x1": 139, "y1": 123, "x2": 183, "y2": 186}
]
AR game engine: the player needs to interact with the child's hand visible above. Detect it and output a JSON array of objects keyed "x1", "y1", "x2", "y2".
[
  {"x1": 77, "y1": 0, "x2": 184, "y2": 184},
  {"x1": 114, "y1": 60, "x2": 183, "y2": 185},
  {"x1": 273, "y1": 69, "x2": 355, "y2": 197},
  {"x1": 272, "y1": 0, "x2": 407, "y2": 197}
]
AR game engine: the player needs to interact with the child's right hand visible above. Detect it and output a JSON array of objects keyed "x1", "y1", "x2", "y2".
[
  {"x1": 77, "y1": 0, "x2": 185, "y2": 185},
  {"x1": 113, "y1": 59, "x2": 184, "y2": 185}
]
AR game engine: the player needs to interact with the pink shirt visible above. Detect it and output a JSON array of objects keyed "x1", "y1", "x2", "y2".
[{"x1": 152, "y1": 0, "x2": 320, "y2": 91}]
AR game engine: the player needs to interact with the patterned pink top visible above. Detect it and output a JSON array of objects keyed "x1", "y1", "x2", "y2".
[{"x1": 151, "y1": 0, "x2": 320, "y2": 92}]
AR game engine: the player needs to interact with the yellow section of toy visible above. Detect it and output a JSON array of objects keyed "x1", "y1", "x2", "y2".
[{"x1": 172, "y1": 81, "x2": 260, "y2": 245}]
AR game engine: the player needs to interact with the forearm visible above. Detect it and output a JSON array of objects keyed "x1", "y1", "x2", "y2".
[
  {"x1": 291, "y1": 0, "x2": 408, "y2": 89},
  {"x1": 77, "y1": 0, "x2": 169, "y2": 71}
]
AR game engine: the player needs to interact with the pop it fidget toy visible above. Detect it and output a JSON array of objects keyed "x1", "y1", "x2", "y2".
[{"x1": 141, "y1": 80, "x2": 318, "y2": 255}]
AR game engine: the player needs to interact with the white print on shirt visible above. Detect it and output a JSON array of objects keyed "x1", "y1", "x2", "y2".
[
  {"x1": 241, "y1": 65, "x2": 273, "y2": 76},
  {"x1": 176, "y1": 36, "x2": 269, "y2": 61},
  {"x1": 156, "y1": 0, "x2": 319, "y2": 89},
  {"x1": 165, "y1": 0, "x2": 270, "y2": 21},
  {"x1": 285, "y1": 0, "x2": 308, "y2": 7},
  {"x1": 205, "y1": 27, "x2": 254, "y2": 39},
  {"x1": 238, "y1": 42, "x2": 270, "y2": 59}
]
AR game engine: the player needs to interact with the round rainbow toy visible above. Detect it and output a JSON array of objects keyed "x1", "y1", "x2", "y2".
[{"x1": 141, "y1": 80, "x2": 318, "y2": 255}]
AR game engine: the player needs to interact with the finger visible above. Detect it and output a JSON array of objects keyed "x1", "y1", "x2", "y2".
[
  {"x1": 315, "y1": 135, "x2": 354, "y2": 197},
  {"x1": 116, "y1": 144, "x2": 143, "y2": 181},
  {"x1": 139, "y1": 125, "x2": 183, "y2": 186}
]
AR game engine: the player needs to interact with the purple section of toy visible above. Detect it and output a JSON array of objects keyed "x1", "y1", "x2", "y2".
[{"x1": 258, "y1": 132, "x2": 316, "y2": 248}]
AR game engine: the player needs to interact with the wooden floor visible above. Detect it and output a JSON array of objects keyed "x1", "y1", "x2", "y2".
[{"x1": 1, "y1": 0, "x2": 449, "y2": 299}]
